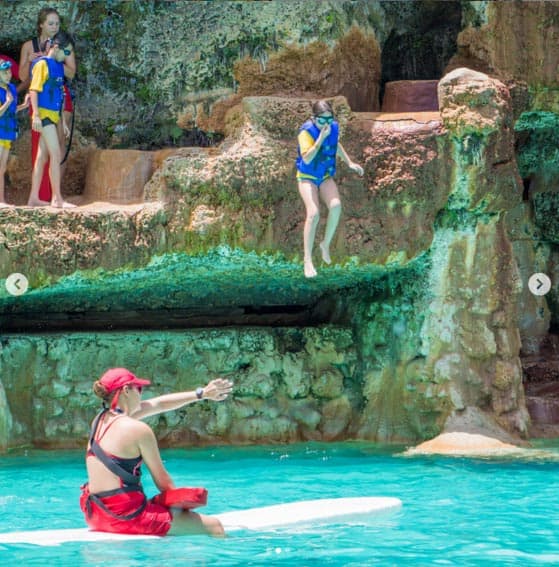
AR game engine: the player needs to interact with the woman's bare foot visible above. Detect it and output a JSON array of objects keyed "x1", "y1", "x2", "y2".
[
  {"x1": 319, "y1": 241, "x2": 331, "y2": 264},
  {"x1": 0, "y1": 201, "x2": 13, "y2": 208},
  {"x1": 51, "y1": 199, "x2": 77, "y2": 209},
  {"x1": 27, "y1": 198, "x2": 50, "y2": 207},
  {"x1": 304, "y1": 259, "x2": 317, "y2": 278}
]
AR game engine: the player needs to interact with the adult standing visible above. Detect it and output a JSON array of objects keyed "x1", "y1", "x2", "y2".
[
  {"x1": 18, "y1": 6, "x2": 76, "y2": 202},
  {"x1": 296, "y1": 100, "x2": 364, "y2": 278}
]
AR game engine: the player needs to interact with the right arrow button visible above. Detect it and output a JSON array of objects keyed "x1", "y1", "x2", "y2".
[{"x1": 528, "y1": 273, "x2": 552, "y2": 296}]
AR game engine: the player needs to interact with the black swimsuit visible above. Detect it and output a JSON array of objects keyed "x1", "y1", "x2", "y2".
[{"x1": 83, "y1": 409, "x2": 147, "y2": 521}]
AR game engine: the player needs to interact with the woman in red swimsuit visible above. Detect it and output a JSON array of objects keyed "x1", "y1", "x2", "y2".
[{"x1": 80, "y1": 367, "x2": 233, "y2": 537}]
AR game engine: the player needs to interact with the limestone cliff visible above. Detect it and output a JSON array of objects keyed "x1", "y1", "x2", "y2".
[
  {"x1": 0, "y1": 1, "x2": 557, "y2": 450},
  {"x1": 0, "y1": 72, "x2": 531, "y2": 448}
]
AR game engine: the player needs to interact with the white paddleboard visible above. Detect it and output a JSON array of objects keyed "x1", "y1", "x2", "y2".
[
  {"x1": 216, "y1": 496, "x2": 402, "y2": 530},
  {"x1": 0, "y1": 496, "x2": 401, "y2": 546}
]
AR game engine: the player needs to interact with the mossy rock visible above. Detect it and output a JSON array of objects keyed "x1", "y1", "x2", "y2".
[{"x1": 533, "y1": 193, "x2": 559, "y2": 243}]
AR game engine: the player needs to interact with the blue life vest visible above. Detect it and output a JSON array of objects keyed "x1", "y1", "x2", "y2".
[
  {"x1": 0, "y1": 83, "x2": 18, "y2": 141},
  {"x1": 31, "y1": 56, "x2": 64, "y2": 112},
  {"x1": 296, "y1": 119, "x2": 339, "y2": 181}
]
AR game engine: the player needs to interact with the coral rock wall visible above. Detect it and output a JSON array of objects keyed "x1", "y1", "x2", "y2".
[{"x1": 0, "y1": 328, "x2": 357, "y2": 448}]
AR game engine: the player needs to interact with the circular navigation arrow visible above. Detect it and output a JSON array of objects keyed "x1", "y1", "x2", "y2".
[
  {"x1": 5, "y1": 273, "x2": 29, "y2": 296},
  {"x1": 528, "y1": 273, "x2": 551, "y2": 296}
]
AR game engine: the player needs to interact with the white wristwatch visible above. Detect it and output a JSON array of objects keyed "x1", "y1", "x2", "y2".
[{"x1": 195, "y1": 387, "x2": 204, "y2": 400}]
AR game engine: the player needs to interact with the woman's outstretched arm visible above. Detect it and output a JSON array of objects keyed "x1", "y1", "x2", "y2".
[{"x1": 131, "y1": 378, "x2": 233, "y2": 420}]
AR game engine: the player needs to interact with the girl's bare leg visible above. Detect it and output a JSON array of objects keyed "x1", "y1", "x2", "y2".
[
  {"x1": 297, "y1": 180, "x2": 321, "y2": 278},
  {"x1": 318, "y1": 177, "x2": 342, "y2": 265},
  {"x1": 28, "y1": 131, "x2": 52, "y2": 206},
  {"x1": 0, "y1": 147, "x2": 11, "y2": 206},
  {"x1": 35, "y1": 123, "x2": 75, "y2": 208},
  {"x1": 43, "y1": 124, "x2": 62, "y2": 206}
]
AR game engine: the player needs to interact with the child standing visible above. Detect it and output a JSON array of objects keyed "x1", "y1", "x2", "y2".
[
  {"x1": 0, "y1": 59, "x2": 28, "y2": 206},
  {"x1": 27, "y1": 31, "x2": 75, "y2": 208}
]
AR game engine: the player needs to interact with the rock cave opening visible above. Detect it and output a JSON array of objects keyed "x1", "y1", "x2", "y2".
[
  {"x1": 0, "y1": 282, "x2": 361, "y2": 333},
  {"x1": 379, "y1": 0, "x2": 462, "y2": 111},
  {"x1": 1, "y1": 303, "x2": 330, "y2": 333}
]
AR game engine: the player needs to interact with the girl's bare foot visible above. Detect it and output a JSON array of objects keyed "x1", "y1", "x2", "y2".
[
  {"x1": 319, "y1": 241, "x2": 331, "y2": 264},
  {"x1": 51, "y1": 199, "x2": 77, "y2": 209},
  {"x1": 304, "y1": 259, "x2": 317, "y2": 278},
  {"x1": 27, "y1": 198, "x2": 50, "y2": 207},
  {"x1": 0, "y1": 202, "x2": 13, "y2": 208}
]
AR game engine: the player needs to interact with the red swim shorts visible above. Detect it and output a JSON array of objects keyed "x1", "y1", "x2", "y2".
[
  {"x1": 80, "y1": 486, "x2": 172, "y2": 536},
  {"x1": 63, "y1": 84, "x2": 73, "y2": 112}
]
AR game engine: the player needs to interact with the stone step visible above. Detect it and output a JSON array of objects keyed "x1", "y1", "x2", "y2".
[
  {"x1": 83, "y1": 149, "x2": 154, "y2": 204},
  {"x1": 352, "y1": 111, "x2": 441, "y2": 135},
  {"x1": 525, "y1": 381, "x2": 559, "y2": 397},
  {"x1": 79, "y1": 147, "x2": 202, "y2": 205},
  {"x1": 381, "y1": 80, "x2": 439, "y2": 113}
]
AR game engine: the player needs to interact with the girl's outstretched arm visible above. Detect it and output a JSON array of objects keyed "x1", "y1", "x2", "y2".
[{"x1": 337, "y1": 143, "x2": 364, "y2": 175}]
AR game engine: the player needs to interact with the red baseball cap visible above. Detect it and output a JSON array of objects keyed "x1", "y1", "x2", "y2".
[
  {"x1": 99, "y1": 368, "x2": 151, "y2": 394},
  {"x1": 0, "y1": 55, "x2": 19, "y2": 80}
]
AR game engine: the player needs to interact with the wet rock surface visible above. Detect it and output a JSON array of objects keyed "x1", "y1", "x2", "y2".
[{"x1": 404, "y1": 432, "x2": 519, "y2": 456}]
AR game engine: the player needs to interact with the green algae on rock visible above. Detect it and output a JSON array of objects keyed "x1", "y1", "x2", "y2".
[
  {"x1": 0, "y1": 70, "x2": 536, "y2": 447},
  {"x1": 0, "y1": 246, "x2": 416, "y2": 324},
  {"x1": 515, "y1": 111, "x2": 559, "y2": 181}
]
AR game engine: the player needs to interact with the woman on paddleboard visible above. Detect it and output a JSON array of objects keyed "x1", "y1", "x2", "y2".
[{"x1": 80, "y1": 367, "x2": 233, "y2": 536}]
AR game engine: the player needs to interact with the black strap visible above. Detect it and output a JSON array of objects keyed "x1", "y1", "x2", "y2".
[
  {"x1": 60, "y1": 96, "x2": 75, "y2": 165},
  {"x1": 88, "y1": 409, "x2": 141, "y2": 487},
  {"x1": 89, "y1": 441, "x2": 141, "y2": 486},
  {"x1": 32, "y1": 37, "x2": 40, "y2": 53},
  {"x1": 88, "y1": 494, "x2": 146, "y2": 521},
  {"x1": 85, "y1": 486, "x2": 147, "y2": 521},
  {"x1": 88, "y1": 409, "x2": 106, "y2": 446}
]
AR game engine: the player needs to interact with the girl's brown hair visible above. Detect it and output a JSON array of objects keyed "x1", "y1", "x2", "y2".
[
  {"x1": 36, "y1": 6, "x2": 61, "y2": 37},
  {"x1": 312, "y1": 100, "x2": 333, "y2": 117}
]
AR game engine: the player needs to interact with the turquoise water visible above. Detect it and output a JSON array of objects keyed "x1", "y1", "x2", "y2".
[{"x1": 1, "y1": 442, "x2": 559, "y2": 566}]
